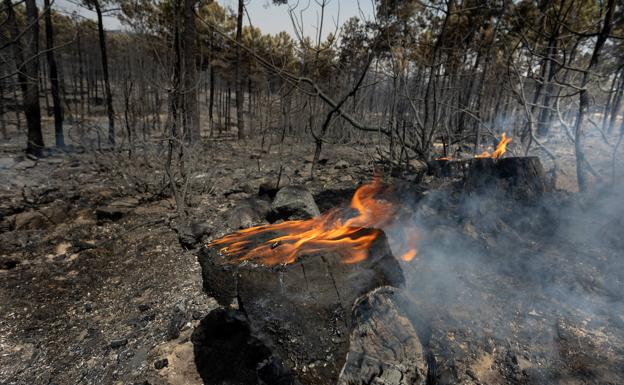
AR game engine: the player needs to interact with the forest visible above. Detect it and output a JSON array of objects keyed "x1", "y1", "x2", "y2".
[{"x1": 1, "y1": 1, "x2": 624, "y2": 385}]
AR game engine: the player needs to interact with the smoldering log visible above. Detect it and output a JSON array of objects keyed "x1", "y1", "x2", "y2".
[
  {"x1": 197, "y1": 230, "x2": 405, "y2": 385},
  {"x1": 428, "y1": 157, "x2": 548, "y2": 201}
]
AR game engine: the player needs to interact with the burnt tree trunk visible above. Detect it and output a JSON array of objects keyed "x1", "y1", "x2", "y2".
[
  {"x1": 91, "y1": 0, "x2": 115, "y2": 146},
  {"x1": 182, "y1": 0, "x2": 199, "y2": 141},
  {"x1": 198, "y1": 231, "x2": 405, "y2": 385},
  {"x1": 5, "y1": 0, "x2": 44, "y2": 155},
  {"x1": 235, "y1": 0, "x2": 245, "y2": 139},
  {"x1": 428, "y1": 157, "x2": 548, "y2": 201},
  {"x1": 44, "y1": 0, "x2": 65, "y2": 148},
  {"x1": 573, "y1": 0, "x2": 616, "y2": 192},
  {"x1": 23, "y1": 0, "x2": 44, "y2": 156}
]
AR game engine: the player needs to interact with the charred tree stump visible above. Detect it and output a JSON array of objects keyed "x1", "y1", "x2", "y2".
[
  {"x1": 338, "y1": 287, "x2": 427, "y2": 385},
  {"x1": 428, "y1": 157, "x2": 548, "y2": 201},
  {"x1": 197, "y1": 231, "x2": 405, "y2": 385}
]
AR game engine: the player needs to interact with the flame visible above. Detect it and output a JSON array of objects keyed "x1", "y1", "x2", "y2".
[
  {"x1": 435, "y1": 133, "x2": 512, "y2": 161},
  {"x1": 208, "y1": 179, "x2": 418, "y2": 266},
  {"x1": 474, "y1": 133, "x2": 512, "y2": 159}
]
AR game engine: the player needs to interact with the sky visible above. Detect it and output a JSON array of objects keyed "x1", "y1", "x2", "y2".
[{"x1": 51, "y1": 0, "x2": 375, "y2": 40}]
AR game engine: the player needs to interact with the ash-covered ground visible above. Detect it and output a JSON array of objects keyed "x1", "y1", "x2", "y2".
[{"x1": 0, "y1": 138, "x2": 623, "y2": 385}]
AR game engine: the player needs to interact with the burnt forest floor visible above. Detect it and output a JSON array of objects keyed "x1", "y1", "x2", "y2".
[
  {"x1": 0, "y1": 139, "x2": 377, "y2": 385},
  {"x1": 0, "y1": 136, "x2": 623, "y2": 385}
]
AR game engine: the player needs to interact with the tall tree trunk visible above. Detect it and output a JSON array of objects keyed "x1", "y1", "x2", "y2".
[
  {"x1": 44, "y1": 0, "x2": 65, "y2": 147},
  {"x1": 92, "y1": 0, "x2": 115, "y2": 146},
  {"x1": 235, "y1": 0, "x2": 245, "y2": 139},
  {"x1": 0, "y1": 69, "x2": 6, "y2": 139},
  {"x1": 182, "y1": 0, "x2": 199, "y2": 141},
  {"x1": 21, "y1": 0, "x2": 45, "y2": 155},
  {"x1": 23, "y1": 0, "x2": 44, "y2": 155},
  {"x1": 608, "y1": 69, "x2": 624, "y2": 134},
  {"x1": 537, "y1": 34, "x2": 560, "y2": 136},
  {"x1": 573, "y1": 0, "x2": 616, "y2": 192},
  {"x1": 209, "y1": 66, "x2": 215, "y2": 136}
]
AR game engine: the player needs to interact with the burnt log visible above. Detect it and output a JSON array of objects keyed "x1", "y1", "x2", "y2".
[
  {"x1": 338, "y1": 287, "x2": 427, "y2": 385},
  {"x1": 428, "y1": 157, "x2": 548, "y2": 201},
  {"x1": 197, "y1": 231, "x2": 404, "y2": 385}
]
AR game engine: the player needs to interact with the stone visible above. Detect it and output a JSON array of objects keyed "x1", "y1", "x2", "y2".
[
  {"x1": 178, "y1": 221, "x2": 212, "y2": 249},
  {"x1": 95, "y1": 206, "x2": 128, "y2": 222},
  {"x1": 167, "y1": 307, "x2": 187, "y2": 340},
  {"x1": 0, "y1": 257, "x2": 19, "y2": 270},
  {"x1": 109, "y1": 197, "x2": 140, "y2": 208},
  {"x1": 39, "y1": 200, "x2": 69, "y2": 225},
  {"x1": 154, "y1": 358, "x2": 168, "y2": 370},
  {"x1": 270, "y1": 185, "x2": 320, "y2": 221},
  {"x1": 110, "y1": 339, "x2": 128, "y2": 349},
  {"x1": 14, "y1": 210, "x2": 48, "y2": 230},
  {"x1": 334, "y1": 160, "x2": 350, "y2": 169},
  {"x1": 225, "y1": 198, "x2": 271, "y2": 230}
]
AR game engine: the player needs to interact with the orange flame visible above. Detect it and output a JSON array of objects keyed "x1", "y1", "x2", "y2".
[
  {"x1": 208, "y1": 179, "x2": 418, "y2": 266},
  {"x1": 436, "y1": 133, "x2": 512, "y2": 161},
  {"x1": 474, "y1": 133, "x2": 512, "y2": 159}
]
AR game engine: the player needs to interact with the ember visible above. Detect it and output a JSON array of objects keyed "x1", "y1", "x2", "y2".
[{"x1": 208, "y1": 179, "x2": 418, "y2": 265}]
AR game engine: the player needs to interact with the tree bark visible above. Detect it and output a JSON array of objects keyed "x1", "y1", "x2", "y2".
[
  {"x1": 44, "y1": 0, "x2": 65, "y2": 147},
  {"x1": 23, "y1": 0, "x2": 45, "y2": 156},
  {"x1": 91, "y1": 0, "x2": 115, "y2": 146},
  {"x1": 573, "y1": 0, "x2": 616, "y2": 191},
  {"x1": 182, "y1": 0, "x2": 199, "y2": 141},
  {"x1": 235, "y1": 0, "x2": 245, "y2": 139}
]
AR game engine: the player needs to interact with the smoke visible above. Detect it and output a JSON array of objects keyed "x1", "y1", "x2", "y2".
[{"x1": 381, "y1": 179, "x2": 624, "y2": 379}]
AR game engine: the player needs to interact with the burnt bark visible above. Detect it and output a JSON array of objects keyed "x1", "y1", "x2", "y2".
[
  {"x1": 573, "y1": 0, "x2": 616, "y2": 192},
  {"x1": 5, "y1": 0, "x2": 44, "y2": 155},
  {"x1": 197, "y1": 231, "x2": 404, "y2": 385},
  {"x1": 23, "y1": 0, "x2": 45, "y2": 156},
  {"x1": 182, "y1": 0, "x2": 199, "y2": 141},
  {"x1": 428, "y1": 157, "x2": 548, "y2": 202},
  {"x1": 91, "y1": 0, "x2": 115, "y2": 146},
  {"x1": 235, "y1": 0, "x2": 245, "y2": 139},
  {"x1": 43, "y1": 0, "x2": 65, "y2": 148}
]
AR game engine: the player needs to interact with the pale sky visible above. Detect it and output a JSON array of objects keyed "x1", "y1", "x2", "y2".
[{"x1": 50, "y1": 0, "x2": 375, "y2": 39}]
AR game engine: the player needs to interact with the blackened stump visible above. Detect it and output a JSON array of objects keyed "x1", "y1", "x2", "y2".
[
  {"x1": 197, "y1": 231, "x2": 404, "y2": 385},
  {"x1": 428, "y1": 157, "x2": 548, "y2": 201}
]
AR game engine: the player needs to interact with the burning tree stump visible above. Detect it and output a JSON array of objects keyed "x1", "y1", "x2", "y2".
[
  {"x1": 428, "y1": 157, "x2": 548, "y2": 201},
  {"x1": 197, "y1": 231, "x2": 405, "y2": 385}
]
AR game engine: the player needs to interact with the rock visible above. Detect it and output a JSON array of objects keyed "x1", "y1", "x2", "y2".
[
  {"x1": 110, "y1": 338, "x2": 128, "y2": 349},
  {"x1": 338, "y1": 287, "x2": 427, "y2": 385},
  {"x1": 270, "y1": 185, "x2": 320, "y2": 221},
  {"x1": 167, "y1": 306, "x2": 187, "y2": 340},
  {"x1": 109, "y1": 197, "x2": 140, "y2": 208},
  {"x1": 95, "y1": 206, "x2": 128, "y2": 222},
  {"x1": 178, "y1": 221, "x2": 212, "y2": 249},
  {"x1": 95, "y1": 197, "x2": 140, "y2": 222},
  {"x1": 0, "y1": 257, "x2": 19, "y2": 270},
  {"x1": 154, "y1": 358, "x2": 168, "y2": 370},
  {"x1": 14, "y1": 210, "x2": 47, "y2": 230},
  {"x1": 0, "y1": 157, "x2": 14, "y2": 170},
  {"x1": 226, "y1": 198, "x2": 271, "y2": 230},
  {"x1": 13, "y1": 159, "x2": 36, "y2": 170},
  {"x1": 39, "y1": 200, "x2": 70, "y2": 225},
  {"x1": 258, "y1": 178, "x2": 280, "y2": 199},
  {"x1": 334, "y1": 160, "x2": 350, "y2": 169}
]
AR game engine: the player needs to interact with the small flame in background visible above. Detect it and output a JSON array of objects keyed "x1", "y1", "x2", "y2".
[
  {"x1": 437, "y1": 133, "x2": 512, "y2": 161},
  {"x1": 208, "y1": 179, "x2": 418, "y2": 266}
]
